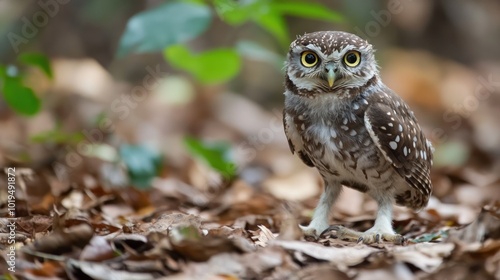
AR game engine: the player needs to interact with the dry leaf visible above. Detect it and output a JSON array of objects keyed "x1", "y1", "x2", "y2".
[{"x1": 272, "y1": 240, "x2": 378, "y2": 267}]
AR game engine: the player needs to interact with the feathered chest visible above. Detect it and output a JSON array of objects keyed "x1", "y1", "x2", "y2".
[
  {"x1": 300, "y1": 111, "x2": 372, "y2": 158},
  {"x1": 287, "y1": 94, "x2": 370, "y2": 150},
  {"x1": 288, "y1": 96, "x2": 381, "y2": 173}
]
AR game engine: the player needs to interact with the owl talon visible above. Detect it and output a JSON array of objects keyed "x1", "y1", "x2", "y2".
[
  {"x1": 320, "y1": 225, "x2": 341, "y2": 237},
  {"x1": 394, "y1": 235, "x2": 407, "y2": 245},
  {"x1": 320, "y1": 225, "x2": 406, "y2": 245}
]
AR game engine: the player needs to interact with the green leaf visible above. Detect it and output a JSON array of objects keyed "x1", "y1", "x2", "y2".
[
  {"x1": 164, "y1": 45, "x2": 241, "y2": 84},
  {"x1": 18, "y1": 52, "x2": 53, "y2": 79},
  {"x1": 119, "y1": 144, "x2": 163, "y2": 188},
  {"x1": 116, "y1": 2, "x2": 212, "y2": 57},
  {"x1": 2, "y1": 76, "x2": 41, "y2": 116},
  {"x1": 270, "y1": 2, "x2": 343, "y2": 23},
  {"x1": 184, "y1": 137, "x2": 236, "y2": 178},
  {"x1": 413, "y1": 230, "x2": 448, "y2": 243}
]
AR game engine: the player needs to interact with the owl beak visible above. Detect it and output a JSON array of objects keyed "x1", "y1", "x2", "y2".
[
  {"x1": 326, "y1": 68, "x2": 336, "y2": 87},
  {"x1": 324, "y1": 63, "x2": 336, "y2": 87}
]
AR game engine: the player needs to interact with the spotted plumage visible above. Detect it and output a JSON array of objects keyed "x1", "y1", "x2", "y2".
[{"x1": 283, "y1": 31, "x2": 433, "y2": 244}]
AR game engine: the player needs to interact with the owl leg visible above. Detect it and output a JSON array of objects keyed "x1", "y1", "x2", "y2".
[
  {"x1": 300, "y1": 183, "x2": 341, "y2": 238},
  {"x1": 321, "y1": 196, "x2": 406, "y2": 245}
]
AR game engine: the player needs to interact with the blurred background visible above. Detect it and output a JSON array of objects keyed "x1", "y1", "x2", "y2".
[{"x1": 1, "y1": 0, "x2": 500, "y2": 231}]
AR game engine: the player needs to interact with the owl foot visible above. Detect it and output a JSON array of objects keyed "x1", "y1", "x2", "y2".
[
  {"x1": 321, "y1": 225, "x2": 406, "y2": 245},
  {"x1": 299, "y1": 223, "x2": 328, "y2": 239}
]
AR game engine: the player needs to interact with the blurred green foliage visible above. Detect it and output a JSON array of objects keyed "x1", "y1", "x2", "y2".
[
  {"x1": 215, "y1": 0, "x2": 342, "y2": 46},
  {"x1": 119, "y1": 144, "x2": 164, "y2": 188},
  {"x1": 413, "y1": 230, "x2": 448, "y2": 243},
  {"x1": 31, "y1": 128, "x2": 85, "y2": 144},
  {"x1": 1, "y1": 0, "x2": 342, "y2": 185},
  {"x1": 1, "y1": 75, "x2": 41, "y2": 116},
  {"x1": 0, "y1": 52, "x2": 51, "y2": 116},
  {"x1": 118, "y1": 0, "x2": 342, "y2": 84},
  {"x1": 184, "y1": 136, "x2": 236, "y2": 179},
  {"x1": 18, "y1": 53, "x2": 53, "y2": 78},
  {"x1": 115, "y1": 0, "x2": 341, "y2": 179},
  {"x1": 164, "y1": 45, "x2": 240, "y2": 84},
  {"x1": 117, "y1": 2, "x2": 212, "y2": 57}
]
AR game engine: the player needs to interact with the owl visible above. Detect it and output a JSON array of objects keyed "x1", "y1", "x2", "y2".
[{"x1": 283, "y1": 31, "x2": 433, "y2": 244}]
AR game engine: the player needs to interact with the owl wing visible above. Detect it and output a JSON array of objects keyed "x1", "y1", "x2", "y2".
[
  {"x1": 283, "y1": 110, "x2": 314, "y2": 167},
  {"x1": 363, "y1": 91, "x2": 433, "y2": 199}
]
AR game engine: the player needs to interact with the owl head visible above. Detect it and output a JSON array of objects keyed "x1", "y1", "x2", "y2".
[{"x1": 286, "y1": 31, "x2": 379, "y2": 96}]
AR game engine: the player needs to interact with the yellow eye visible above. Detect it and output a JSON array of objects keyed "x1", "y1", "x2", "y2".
[
  {"x1": 343, "y1": 51, "x2": 361, "y2": 67},
  {"x1": 300, "y1": 51, "x2": 319, "y2": 67}
]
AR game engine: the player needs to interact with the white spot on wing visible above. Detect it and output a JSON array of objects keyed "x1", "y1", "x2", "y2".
[{"x1": 389, "y1": 141, "x2": 397, "y2": 150}]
